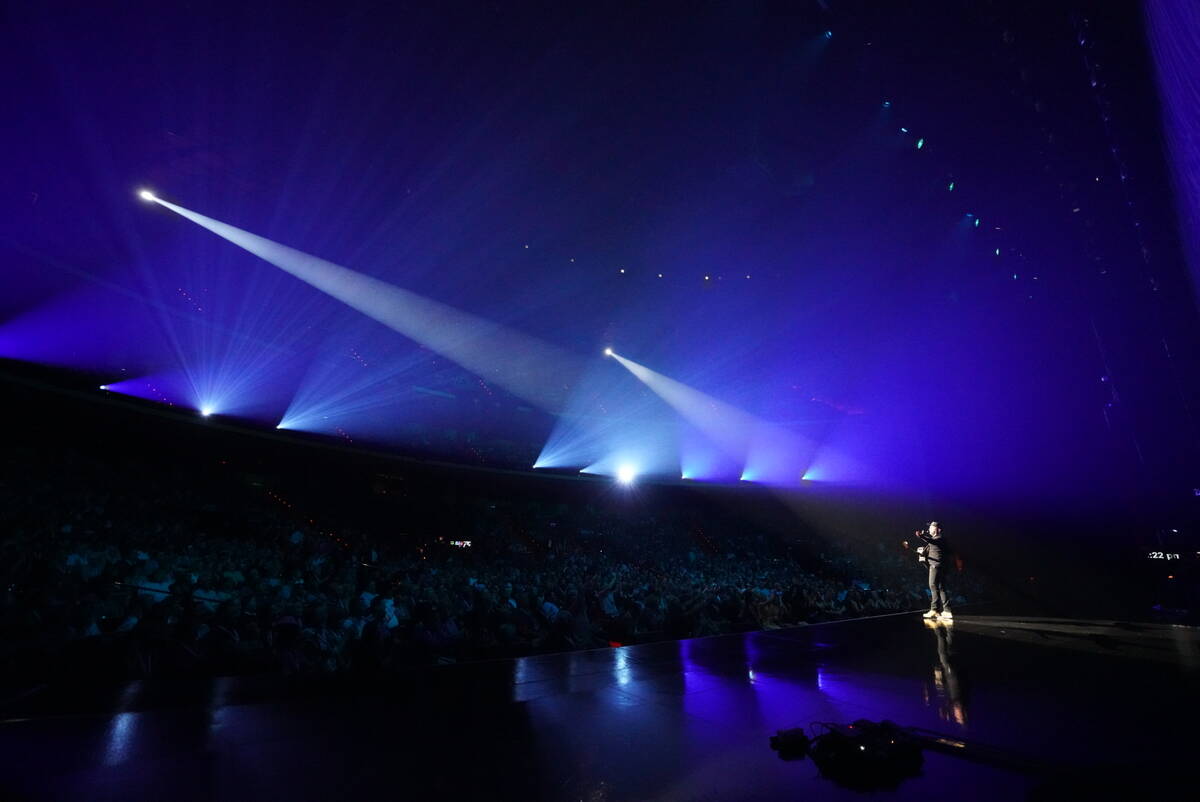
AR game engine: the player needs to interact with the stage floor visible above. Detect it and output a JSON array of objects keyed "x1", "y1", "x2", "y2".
[{"x1": 2, "y1": 610, "x2": 1197, "y2": 800}]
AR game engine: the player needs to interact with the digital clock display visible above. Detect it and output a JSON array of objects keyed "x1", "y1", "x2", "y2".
[{"x1": 1147, "y1": 552, "x2": 1180, "y2": 560}]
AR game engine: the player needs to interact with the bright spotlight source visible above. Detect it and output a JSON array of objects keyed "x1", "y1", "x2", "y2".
[
  {"x1": 616, "y1": 465, "x2": 637, "y2": 485},
  {"x1": 99, "y1": 385, "x2": 108, "y2": 390},
  {"x1": 137, "y1": 189, "x2": 156, "y2": 202},
  {"x1": 200, "y1": 407, "x2": 213, "y2": 417},
  {"x1": 604, "y1": 347, "x2": 613, "y2": 357}
]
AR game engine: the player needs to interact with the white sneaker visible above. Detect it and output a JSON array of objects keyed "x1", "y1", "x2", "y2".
[
  {"x1": 922, "y1": 610, "x2": 939, "y2": 619},
  {"x1": 940, "y1": 610, "x2": 953, "y2": 621}
]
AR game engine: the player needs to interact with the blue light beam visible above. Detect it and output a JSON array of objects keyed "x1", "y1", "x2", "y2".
[
  {"x1": 144, "y1": 196, "x2": 584, "y2": 413},
  {"x1": 608, "y1": 351, "x2": 815, "y2": 484}
]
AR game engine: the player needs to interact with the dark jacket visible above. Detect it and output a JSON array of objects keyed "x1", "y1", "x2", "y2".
[{"x1": 916, "y1": 532, "x2": 950, "y2": 565}]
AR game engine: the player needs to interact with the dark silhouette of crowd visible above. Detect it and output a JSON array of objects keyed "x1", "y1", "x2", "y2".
[{"x1": 0, "y1": 444, "x2": 977, "y2": 683}]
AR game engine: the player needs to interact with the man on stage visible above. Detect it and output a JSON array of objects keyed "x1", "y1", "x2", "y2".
[{"x1": 916, "y1": 521, "x2": 952, "y2": 620}]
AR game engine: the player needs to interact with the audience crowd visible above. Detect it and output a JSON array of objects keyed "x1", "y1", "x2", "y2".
[{"x1": 0, "y1": 446, "x2": 977, "y2": 682}]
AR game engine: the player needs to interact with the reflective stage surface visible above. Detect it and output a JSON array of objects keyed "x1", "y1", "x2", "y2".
[{"x1": 2, "y1": 611, "x2": 1197, "y2": 800}]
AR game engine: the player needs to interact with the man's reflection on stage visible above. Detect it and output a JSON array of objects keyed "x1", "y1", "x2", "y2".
[{"x1": 922, "y1": 619, "x2": 969, "y2": 726}]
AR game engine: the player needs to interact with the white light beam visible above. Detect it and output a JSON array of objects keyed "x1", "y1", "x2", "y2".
[{"x1": 146, "y1": 197, "x2": 583, "y2": 413}]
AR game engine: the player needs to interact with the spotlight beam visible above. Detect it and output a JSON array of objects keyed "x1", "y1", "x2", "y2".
[
  {"x1": 608, "y1": 351, "x2": 814, "y2": 480},
  {"x1": 145, "y1": 198, "x2": 583, "y2": 413},
  {"x1": 608, "y1": 351, "x2": 764, "y2": 460}
]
